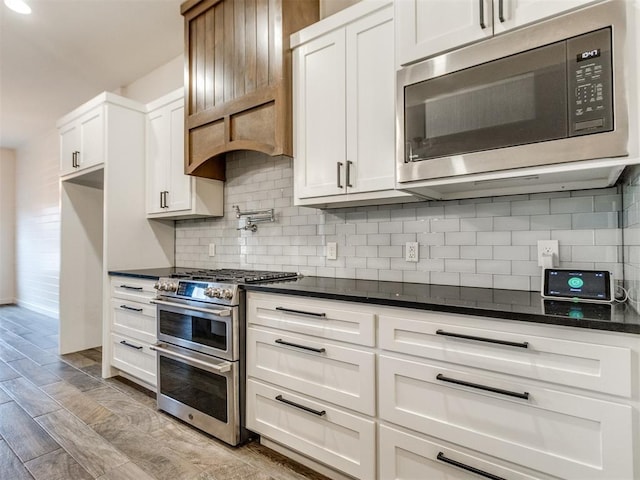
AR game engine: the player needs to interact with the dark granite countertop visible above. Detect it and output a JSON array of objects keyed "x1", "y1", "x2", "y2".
[{"x1": 109, "y1": 269, "x2": 640, "y2": 334}]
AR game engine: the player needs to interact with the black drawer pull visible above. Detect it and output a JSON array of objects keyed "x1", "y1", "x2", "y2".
[
  {"x1": 119, "y1": 305, "x2": 143, "y2": 312},
  {"x1": 119, "y1": 285, "x2": 143, "y2": 291},
  {"x1": 437, "y1": 452, "x2": 507, "y2": 480},
  {"x1": 436, "y1": 374, "x2": 530, "y2": 400},
  {"x1": 275, "y1": 339, "x2": 326, "y2": 354},
  {"x1": 436, "y1": 329, "x2": 528, "y2": 349},
  {"x1": 275, "y1": 395, "x2": 326, "y2": 417},
  {"x1": 119, "y1": 340, "x2": 143, "y2": 350},
  {"x1": 275, "y1": 307, "x2": 326, "y2": 318}
]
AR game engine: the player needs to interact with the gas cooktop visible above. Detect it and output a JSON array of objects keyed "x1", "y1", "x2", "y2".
[{"x1": 168, "y1": 268, "x2": 300, "y2": 284}]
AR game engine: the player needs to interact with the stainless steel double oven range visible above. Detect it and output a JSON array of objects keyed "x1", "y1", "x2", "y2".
[{"x1": 150, "y1": 269, "x2": 298, "y2": 446}]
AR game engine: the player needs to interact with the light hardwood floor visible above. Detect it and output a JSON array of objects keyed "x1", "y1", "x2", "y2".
[{"x1": 0, "y1": 305, "x2": 330, "y2": 480}]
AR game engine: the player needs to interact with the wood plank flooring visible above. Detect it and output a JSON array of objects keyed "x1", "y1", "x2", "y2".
[{"x1": 0, "y1": 305, "x2": 331, "y2": 480}]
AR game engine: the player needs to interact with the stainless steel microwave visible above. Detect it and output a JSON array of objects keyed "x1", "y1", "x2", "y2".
[{"x1": 396, "y1": 0, "x2": 638, "y2": 192}]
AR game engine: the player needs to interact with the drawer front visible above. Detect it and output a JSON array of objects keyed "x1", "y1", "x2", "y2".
[
  {"x1": 247, "y1": 292, "x2": 376, "y2": 346},
  {"x1": 379, "y1": 354, "x2": 633, "y2": 479},
  {"x1": 379, "y1": 313, "x2": 632, "y2": 397},
  {"x1": 110, "y1": 277, "x2": 157, "y2": 303},
  {"x1": 247, "y1": 326, "x2": 376, "y2": 415},
  {"x1": 111, "y1": 333, "x2": 156, "y2": 387},
  {"x1": 110, "y1": 299, "x2": 156, "y2": 344},
  {"x1": 246, "y1": 379, "x2": 375, "y2": 480},
  {"x1": 379, "y1": 424, "x2": 550, "y2": 480}
]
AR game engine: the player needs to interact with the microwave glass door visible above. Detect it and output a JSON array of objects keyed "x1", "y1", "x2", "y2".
[{"x1": 404, "y1": 41, "x2": 568, "y2": 163}]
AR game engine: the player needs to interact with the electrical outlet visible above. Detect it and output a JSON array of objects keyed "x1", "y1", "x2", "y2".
[
  {"x1": 406, "y1": 242, "x2": 419, "y2": 262},
  {"x1": 208, "y1": 243, "x2": 216, "y2": 257},
  {"x1": 537, "y1": 240, "x2": 558, "y2": 267},
  {"x1": 326, "y1": 242, "x2": 337, "y2": 260}
]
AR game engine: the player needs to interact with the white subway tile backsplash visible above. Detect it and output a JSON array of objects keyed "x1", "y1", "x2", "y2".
[{"x1": 175, "y1": 152, "x2": 627, "y2": 293}]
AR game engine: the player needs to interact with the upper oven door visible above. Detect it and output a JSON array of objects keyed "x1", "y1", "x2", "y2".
[{"x1": 155, "y1": 299, "x2": 238, "y2": 361}]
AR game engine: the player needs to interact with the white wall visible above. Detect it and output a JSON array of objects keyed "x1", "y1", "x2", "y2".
[
  {"x1": 0, "y1": 148, "x2": 16, "y2": 304},
  {"x1": 121, "y1": 54, "x2": 183, "y2": 104},
  {"x1": 15, "y1": 131, "x2": 60, "y2": 317}
]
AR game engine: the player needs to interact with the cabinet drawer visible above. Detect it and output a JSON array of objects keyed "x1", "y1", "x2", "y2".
[
  {"x1": 379, "y1": 424, "x2": 552, "y2": 480},
  {"x1": 247, "y1": 292, "x2": 376, "y2": 346},
  {"x1": 110, "y1": 277, "x2": 157, "y2": 303},
  {"x1": 110, "y1": 333, "x2": 156, "y2": 387},
  {"x1": 246, "y1": 379, "x2": 375, "y2": 480},
  {"x1": 379, "y1": 354, "x2": 633, "y2": 479},
  {"x1": 379, "y1": 313, "x2": 632, "y2": 397},
  {"x1": 110, "y1": 299, "x2": 156, "y2": 344},
  {"x1": 247, "y1": 326, "x2": 376, "y2": 415}
]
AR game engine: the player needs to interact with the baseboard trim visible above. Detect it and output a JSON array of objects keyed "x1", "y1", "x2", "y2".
[{"x1": 15, "y1": 299, "x2": 59, "y2": 319}]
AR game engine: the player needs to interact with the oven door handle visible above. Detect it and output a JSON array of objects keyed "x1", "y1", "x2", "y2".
[
  {"x1": 151, "y1": 299, "x2": 231, "y2": 317},
  {"x1": 150, "y1": 343, "x2": 232, "y2": 373}
]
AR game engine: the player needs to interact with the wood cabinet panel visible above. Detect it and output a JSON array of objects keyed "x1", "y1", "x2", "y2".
[{"x1": 182, "y1": 0, "x2": 319, "y2": 179}]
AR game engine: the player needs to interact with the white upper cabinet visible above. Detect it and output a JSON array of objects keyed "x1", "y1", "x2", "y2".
[
  {"x1": 396, "y1": 0, "x2": 601, "y2": 66},
  {"x1": 292, "y1": 1, "x2": 412, "y2": 207},
  {"x1": 145, "y1": 89, "x2": 223, "y2": 219},
  {"x1": 58, "y1": 105, "x2": 105, "y2": 177}
]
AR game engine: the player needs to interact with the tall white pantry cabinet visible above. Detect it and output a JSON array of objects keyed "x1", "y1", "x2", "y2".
[{"x1": 57, "y1": 92, "x2": 174, "y2": 357}]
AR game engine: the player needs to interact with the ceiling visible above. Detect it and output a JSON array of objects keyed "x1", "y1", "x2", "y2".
[{"x1": 0, "y1": 0, "x2": 184, "y2": 150}]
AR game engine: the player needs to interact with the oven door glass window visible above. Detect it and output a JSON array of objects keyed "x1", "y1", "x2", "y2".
[
  {"x1": 159, "y1": 356, "x2": 228, "y2": 423},
  {"x1": 159, "y1": 308, "x2": 228, "y2": 352},
  {"x1": 404, "y1": 41, "x2": 568, "y2": 163}
]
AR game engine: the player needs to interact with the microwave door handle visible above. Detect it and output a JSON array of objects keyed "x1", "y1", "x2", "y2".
[
  {"x1": 151, "y1": 299, "x2": 232, "y2": 317},
  {"x1": 150, "y1": 343, "x2": 232, "y2": 373},
  {"x1": 479, "y1": 0, "x2": 487, "y2": 29}
]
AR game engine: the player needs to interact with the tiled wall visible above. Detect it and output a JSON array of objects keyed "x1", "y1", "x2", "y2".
[
  {"x1": 622, "y1": 164, "x2": 640, "y2": 308},
  {"x1": 175, "y1": 151, "x2": 623, "y2": 291}
]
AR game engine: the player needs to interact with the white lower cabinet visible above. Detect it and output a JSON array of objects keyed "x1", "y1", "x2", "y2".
[
  {"x1": 108, "y1": 276, "x2": 157, "y2": 388},
  {"x1": 379, "y1": 354, "x2": 633, "y2": 479},
  {"x1": 246, "y1": 291, "x2": 639, "y2": 480},
  {"x1": 379, "y1": 424, "x2": 552, "y2": 480},
  {"x1": 246, "y1": 379, "x2": 376, "y2": 480},
  {"x1": 110, "y1": 332, "x2": 156, "y2": 387}
]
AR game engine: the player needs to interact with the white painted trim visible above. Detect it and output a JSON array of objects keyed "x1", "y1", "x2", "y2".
[{"x1": 15, "y1": 299, "x2": 59, "y2": 319}]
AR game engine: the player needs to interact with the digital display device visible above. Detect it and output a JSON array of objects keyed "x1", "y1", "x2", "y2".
[{"x1": 541, "y1": 268, "x2": 613, "y2": 303}]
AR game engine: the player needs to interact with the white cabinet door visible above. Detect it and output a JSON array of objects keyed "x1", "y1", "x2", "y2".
[
  {"x1": 396, "y1": 0, "x2": 492, "y2": 66},
  {"x1": 346, "y1": 5, "x2": 396, "y2": 194},
  {"x1": 247, "y1": 379, "x2": 376, "y2": 480},
  {"x1": 77, "y1": 107, "x2": 104, "y2": 171},
  {"x1": 294, "y1": 28, "x2": 347, "y2": 198},
  {"x1": 146, "y1": 99, "x2": 192, "y2": 215},
  {"x1": 379, "y1": 424, "x2": 549, "y2": 480},
  {"x1": 59, "y1": 106, "x2": 104, "y2": 176},
  {"x1": 59, "y1": 122, "x2": 80, "y2": 176},
  {"x1": 493, "y1": 0, "x2": 599, "y2": 34},
  {"x1": 379, "y1": 354, "x2": 633, "y2": 479},
  {"x1": 247, "y1": 326, "x2": 376, "y2": 415}
]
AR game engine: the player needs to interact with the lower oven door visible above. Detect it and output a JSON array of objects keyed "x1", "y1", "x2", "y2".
[{"x1": 151, "y1": 342, "x2": 241, "y2": 446}]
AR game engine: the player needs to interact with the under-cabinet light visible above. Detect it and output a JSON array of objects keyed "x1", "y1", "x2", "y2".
[{"x1": 4, "y1": 0, "x2": 31, "y2": 14}]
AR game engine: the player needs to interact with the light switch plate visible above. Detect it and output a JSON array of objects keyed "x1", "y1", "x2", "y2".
[{"x1": 208, "y1": 243, "x2": 216, "y2": 257}]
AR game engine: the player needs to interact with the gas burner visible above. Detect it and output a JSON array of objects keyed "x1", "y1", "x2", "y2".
[{"x1": 169, "y1": 269, "x2": 300, "y2": 284}]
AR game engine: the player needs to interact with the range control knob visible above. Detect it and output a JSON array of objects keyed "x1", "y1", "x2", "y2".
[
  {"x1": 222, "y1": 289, "x2": 234, "y2": 300},
  {"x1": 153, "y1": 282, "x2": 161, "y2": 290},
  {"x1": 162, "y1": 282, "x2": 178, "y2": 292},
  {"x1": 204, "y1": 287, "x2": 216, "y2": 297}
]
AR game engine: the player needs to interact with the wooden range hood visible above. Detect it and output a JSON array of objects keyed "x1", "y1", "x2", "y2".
[{"x1": 181, "y1": 0, "x2": 319, "y2": 180}]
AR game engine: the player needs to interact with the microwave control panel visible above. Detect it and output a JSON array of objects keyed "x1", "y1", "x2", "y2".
[{"x1": 568, "y1": 28, "x2": 613, "y2": 137}]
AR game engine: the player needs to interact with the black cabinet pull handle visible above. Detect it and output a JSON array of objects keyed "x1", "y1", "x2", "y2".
[
  {"x1": 160, "y1": 191, "x2": 164, "y2": 208},
  {"x1": 275, "y1": 307, "x2": 326, "y2": 318},
  {"x1": 437, "y1": 452, "x2": 507, "y2": 480},
  {"x1": 479, "y1": 0, "x2": 486, "y2": 28},
  {"x1": 72, "y1": 152, "x2": 75, "y2": 167},
  {"x1": 337, "y1": 162, "x2": 344, "y2": 188},
  {"x1": 498, "y1": 0, "x2": 505, "y2": 22},
  {"x1": 119, "y1": 340, "x2": 143, "y2": 350},
  {"x1": 120, "y1": 305, "x2": 143, "y2": 312},
  {"x1": 346, "y1": 160, "x2": 353, "y2": 187},
  {"x1": 163, "y1": 190, "x2": 169, "y2": 208},
  {"x1": 275, "y1": 338, "x2": 326, "y2": 354},
  {"x1": 119, "y1": 285, "x2": 143, "y2": 291},
  {"x1": 275, "y1": 395, "x2": 326, "y2": 417},
  {"x1": 436, "y1": 374, "x2": 530, "y2": 400},
  {"x1": 436, "y1": 329, "x2": 528, "y2": 349}
]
